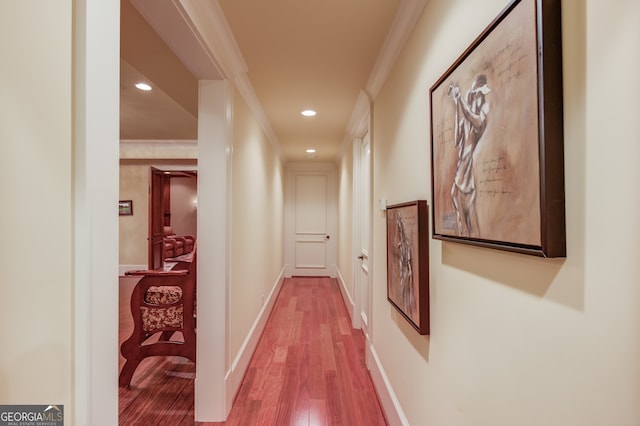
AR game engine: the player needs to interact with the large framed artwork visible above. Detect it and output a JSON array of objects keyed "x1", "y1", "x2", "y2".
[
  {"x1": 386, "y1": 201, "x2": 429, "y2": 335},
  {"x1": 429, "y1": 0, "x2": 565, "y2": 257}
]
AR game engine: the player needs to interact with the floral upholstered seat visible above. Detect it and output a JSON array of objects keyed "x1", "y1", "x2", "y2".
[{"x1": 141, "y1": 286, "x2": 184, "y2": 332}]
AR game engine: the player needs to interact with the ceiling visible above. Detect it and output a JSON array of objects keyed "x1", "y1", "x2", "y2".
[{"x1": 120, "y1": 0, "x2": 425, "y2": 163}]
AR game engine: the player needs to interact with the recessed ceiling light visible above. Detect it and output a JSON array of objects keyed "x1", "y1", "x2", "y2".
[
  {"x1": 135, "y1": 82, "x2": 152, "y2": 91},
  {"x1": 301, "y1": 110, "x2": 317, "y2": 117},
  {"x1": 306, "y1": 149, "x2": 316, "y2": 154}
]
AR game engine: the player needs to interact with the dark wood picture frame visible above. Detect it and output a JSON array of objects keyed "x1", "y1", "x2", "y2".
[
  {"x1": 386, "y1": 200, "x2": 430, "y2": 335},
  {"x1": 429, "y1": 0, "x2": 565, "y2": 257},
  {"x1": 119, "y1": 200, "x2": 133, "y2": 216}
]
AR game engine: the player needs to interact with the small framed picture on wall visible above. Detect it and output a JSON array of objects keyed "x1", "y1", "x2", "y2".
[{"x1": 119, "y1": 200, "x2": 133, "y2": 216}]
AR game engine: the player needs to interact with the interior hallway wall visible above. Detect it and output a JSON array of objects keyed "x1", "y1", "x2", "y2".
[
  {"x1": 0, "y1": 0, "x2": 73, "y2": 409},
  {"x1": 337, "y1": 146, "x2": 355, "y2": 300},
  {"x1": 170, "y1": 176, "x2": 197, "y2": 238},
  {"x1": 230, "y1": 88, "x2": 285, "y2": 363},
  {"x1": 366, "y1": 0, "x2": 640, "y2": 424},
  {"x1": 119, "y1": 164, "x2": 149, "y2": 266},
  {"x1": 118, "y1": 140, "x2": 197, "y2": 268},
  {"x1": 2, "y1": 2, "x2": 120, "y2": 423}
]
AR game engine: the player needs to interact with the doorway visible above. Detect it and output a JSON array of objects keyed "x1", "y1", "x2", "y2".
[{"x1": 149, "y1": 167, "x2": 198, "y2": 270}]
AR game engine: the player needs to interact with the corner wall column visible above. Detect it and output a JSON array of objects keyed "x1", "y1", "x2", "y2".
[
  {"x1": 74, "y1": 0, "x2": 120, "y2": 424},
  {"x1": 195, "y1": 80, "x2": 233, "y2": 421}
]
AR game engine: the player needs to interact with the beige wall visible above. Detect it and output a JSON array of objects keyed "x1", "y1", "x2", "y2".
[
  {"x1": 366, "y1": 0, "x2": 640, "y2": 424},
  {"x1": 118, "y1": 142, "x2": 197, "y2": 268},
  {"x1": 337, "y1": 146, "x2": 355, "y2": 298},
  {"x1": 170, "y1": 177, "x2": 197, "y2": 238},
  {"x1": 119, "y1": 165, "x2": 198, "y2": 267},
  {"x1": 0, "y1": 0, "x2": 73, "y2": 408},
  {"x1": 230, "y1": 89, "x2": 285, "y2": 360},
  {"x1": 119, "y1": 165, "x2": 150, "y2": 266},
  {"x1": 6, "y1": 0, "x2": 639, "y2": 423}
]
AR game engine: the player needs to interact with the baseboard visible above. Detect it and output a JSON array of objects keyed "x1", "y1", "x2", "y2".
[
  {"x1": 336, "y1": 267, "x2": 355, "y2": 324},
  {"x1": 119, "y1": 264, "x2": 146, "y2": 276},
  {"x1": 224, "y1": 267, "x2": 285, "y2": 411},
  {"x1": 369, "y1": 344, "x2": 409, "y2": 426},
  {"x1": 336, "y1": 267, "x2": 405, "y2": 424}
]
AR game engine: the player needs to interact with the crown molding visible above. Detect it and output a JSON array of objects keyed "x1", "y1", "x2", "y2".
[
  {"x1": 233, "y1": 74, "x2": 284, "y2": 159},
  {"x1": 174, "y1": 0, "x2": 247, "y2": 79},
  {"x1": 120, "y1": 139, "x2": 197, "y2": 145},
  {"x1": 366, "y1": 0, "x2": 430, "y2": 98},
  {"x1": 174, "y1": 0, "x2": 283, "y2": 160},
  {"x1": 347, "y1": 90, "x2": 373, "y2": 139},
  {"x1": 339, "y1": 90, "x2": 372, "y2": 157},
  {"x1": 129, "y1": 0, "x2": 224, "y2": 80},
  {"x1": 119, "y1": 139, "x2": 198, "y2": 160},
  {"x1": 340, "y1": 0, "x2": 429, "y2": 155},
  {"x1": 133, "y1": 0, "x2": 427, "y2": 164}
]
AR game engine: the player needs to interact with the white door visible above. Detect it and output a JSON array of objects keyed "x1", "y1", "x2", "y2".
[
  {"x1": 286, "y1": 167, "x2": 337, "y2": 277},
  {"x1": 355, "y1": 133, "x2": 372, "y2": 335}
]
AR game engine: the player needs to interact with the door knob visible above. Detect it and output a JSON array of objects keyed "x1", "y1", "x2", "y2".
[
  {"x1": 326, "y1": 235, "x2": 330, "y2": 240},
  {"x1": 358, "y1": 255, "x2": 364, "y2": 260}
]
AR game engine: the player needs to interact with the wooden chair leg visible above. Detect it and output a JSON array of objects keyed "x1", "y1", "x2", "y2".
[{"x1": 119, "y1": 358, "x2": 141, "y2": 388}]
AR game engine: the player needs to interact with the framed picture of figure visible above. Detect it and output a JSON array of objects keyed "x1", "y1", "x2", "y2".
[
  {"x1": 429, "y1": 0, "x2": 565, "y2": 257},
  {"x1": 386, "y1": 200, "x2": 429, "y2": 335}
]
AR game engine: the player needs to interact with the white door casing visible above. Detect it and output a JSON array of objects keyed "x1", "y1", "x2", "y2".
[
  {"x1": 348, "y1": 89, "x2": 373, "y2": 343},
  {"x1": 353, "y1": 132, "x2": 372, "y2": 339}
]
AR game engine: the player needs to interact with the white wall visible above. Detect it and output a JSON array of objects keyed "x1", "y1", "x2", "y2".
[
  {"x1": 0, "y1": 0, "x2": 73, "y2": 407},
  {"x1": 1, "y1": 2, "x2": 120, "y2": 425},
  {"x1": 367, "y1": 0, "x2": 640, "y2": 424}
]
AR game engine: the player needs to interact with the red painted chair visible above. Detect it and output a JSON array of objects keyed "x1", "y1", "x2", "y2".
[{"x1": 119, "y1": 251, "x2": 196, "y2": 387}]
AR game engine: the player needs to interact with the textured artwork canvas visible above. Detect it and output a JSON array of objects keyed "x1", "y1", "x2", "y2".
[
  {"x1": 429, "y1": 0, "x2": 566, "y2": 257},
  {"x1": 386, "y1": 201, "x2": 429, "y2": 334}
]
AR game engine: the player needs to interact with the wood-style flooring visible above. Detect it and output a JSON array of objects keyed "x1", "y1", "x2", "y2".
[{"x1": 119, "y1": 276, "x2": 387, "y2": 425}]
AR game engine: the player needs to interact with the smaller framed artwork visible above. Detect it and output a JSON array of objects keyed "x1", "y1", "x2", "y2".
[
  {"x1": 119, "y1": 200, "x2": 133, "y2": 216},
  {"x1": 386, "y1": 200, "x2": 430, "y2": 335}
]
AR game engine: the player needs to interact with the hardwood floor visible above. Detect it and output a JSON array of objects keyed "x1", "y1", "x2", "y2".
[
  {"x1": 118, "y1": 275, "x2": 197, "y2": 425},
  {"x1": 119, "y1": 276, "x2": 387, "y2": 425}
]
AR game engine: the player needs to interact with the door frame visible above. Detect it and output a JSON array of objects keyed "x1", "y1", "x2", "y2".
[
  {"x1": 350, "y1": 90, "x2": 373, "y2": 348},
  {"x1": 353, "y1": 132, "x2": 372, "y2": 334},
  {"x1": 149, "y1": 167, "x2": 166, "y2": 269},
  {"x1": 76, "y1": 6, "x2": 231, "y2": 424},
  {"x1": 73, "y1": 1, "x2": 120, "y2": 424},
  {"x1": 148, "y1": 167, "x2": 199, "y2": 269}
]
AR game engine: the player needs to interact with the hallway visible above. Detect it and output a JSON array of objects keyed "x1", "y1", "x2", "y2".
[{"x1": 119, "y1": 276, "x2": 387, "y2": 425}]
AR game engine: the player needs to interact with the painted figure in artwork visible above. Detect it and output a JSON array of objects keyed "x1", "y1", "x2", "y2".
[
  {"x1": 448, "y1": 74, "x2": 491, "y2": 237},
  {"x1": 395, "y1": 212, "x2": 415, "y2": 317}
]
